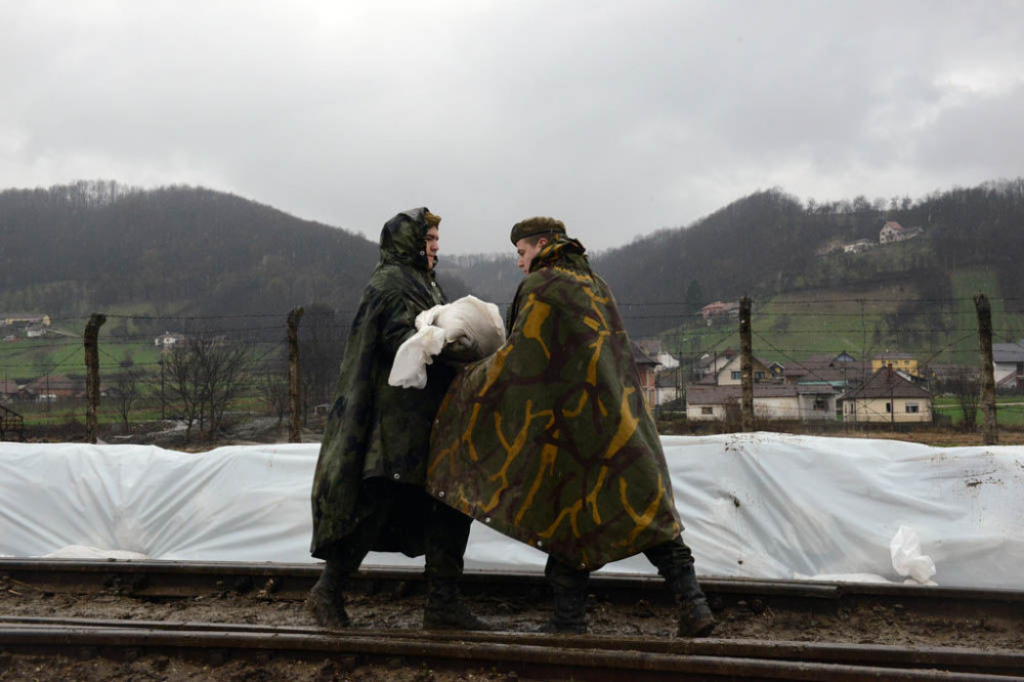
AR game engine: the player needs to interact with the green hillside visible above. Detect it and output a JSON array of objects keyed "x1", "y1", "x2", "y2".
[{"x1": 654, "y1": 265, "x2": 1024, "y2": 370}]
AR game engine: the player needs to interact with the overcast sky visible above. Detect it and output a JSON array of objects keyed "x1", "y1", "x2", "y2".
[{"x1": 3, "y1": 1, "x2": 1022, "y2": 255}]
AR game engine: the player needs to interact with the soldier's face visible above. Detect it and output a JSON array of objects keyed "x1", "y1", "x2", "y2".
[
  {"x1": 516, "y1": 237, "x2": 546, "y2": 274},
  {"x1": 425, "y1": 227, "x2": 440, "y2": 269}
]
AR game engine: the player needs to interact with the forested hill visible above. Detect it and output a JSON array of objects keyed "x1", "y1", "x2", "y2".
[
  {"x1": 590, "y1": 179, "x2": 1024, "y2": 335},
  {"x1": 0, "y1": 181, "x2": 388, "y2": 323},
  {"x1": 2, "y1": 179, "x2": 1022, "y2": 338}
]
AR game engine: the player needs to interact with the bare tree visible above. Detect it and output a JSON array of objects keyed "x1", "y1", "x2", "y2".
[
  {"x1": 948, "y1": 366, "x2": 981, "y2": 431},
  {"x1": 299, "y1": 304, "x2": 347, "y2": 422},
  {"x1": 113, "y1": 368, "x2": 143, "y2": 432},
  {"x1": 259, "y1": 364, "x2": 290, "y2": 425},
  {"x1": 164, "y1": 333, "x2": 256, "y2": 441},
  {"x1": 164, "y1": 342, "x2": 205, "y2": 440}
]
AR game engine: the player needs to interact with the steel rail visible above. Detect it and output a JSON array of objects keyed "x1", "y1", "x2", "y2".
[
  {"x1": 3, "y1": 558, "x2": 1022, "y2": 621},
  {"x1": 1, "y1": 617, "x2": 1021, "y2": 681},
  {"x1": 3, "y1": 615, "x2": 1024, "y2": 675}
]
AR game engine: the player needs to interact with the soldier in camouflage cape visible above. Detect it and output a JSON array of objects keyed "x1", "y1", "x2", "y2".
[
  {"x1": 307, "y1": 207, "x2": 488, "y2": 632},
  {"x1": 427, "y1": 217, "x2": 715, "y2": 636}
]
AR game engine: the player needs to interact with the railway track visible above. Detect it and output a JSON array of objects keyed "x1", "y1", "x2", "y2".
[
  {"x1": 3, "y1": 558, "x2": 1022, "y2": 618},
  {"x1": 2, "y1": 616, "x2": 1023, "y2": 680},
  {"x1": 2, "y1": 560, "x2": 1022, "y2": 680}
]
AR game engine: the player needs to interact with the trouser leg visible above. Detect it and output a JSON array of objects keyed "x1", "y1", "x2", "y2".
[
  {"x1": 307, "y1": 481, "x2": 393, "y2": 628},
  {"x1": 538, "y1": 555, "x2": 589, "y2": 634},
  {"x1": 422, "y1": 498, "x2": 490, "y2": 630},
  {"x1": 643, "y1": 536, "x2": 715, "y2": 637},
  {"x1": 307, "y1": 540, "x2": 361, "y2": 629},
  {"x1": 643, "y1": 536, "x2": 704, "y2": 600},
  {"x1": 424, "y1": 496, "x2": 472, "y2": 582}
]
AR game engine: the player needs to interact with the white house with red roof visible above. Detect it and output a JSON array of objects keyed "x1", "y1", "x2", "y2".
[{"x1": 879, "y1": 220, "x2": 924, "y2": 244}]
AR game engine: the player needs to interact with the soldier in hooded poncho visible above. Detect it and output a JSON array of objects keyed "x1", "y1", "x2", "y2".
[
  {"x1": 307, "y1": 207, "x2": 489, "y2": 631},
  {"x1": 427, "y1": 217, "x2": 715, "y2": 636}
]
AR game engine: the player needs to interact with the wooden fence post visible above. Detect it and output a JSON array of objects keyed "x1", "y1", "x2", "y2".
[
  {"x1": 739, "y1": 296, "x2": 754, "y2": 432},
  {"x1": 287, "y1": 307, "x2": 305, "y2": 444},
  {"x1": 974, "y1": 294, "x2": 997, "y2": 445},
  {"x1": 84, "y1": 313, "x2": 107, "y2": 444}
]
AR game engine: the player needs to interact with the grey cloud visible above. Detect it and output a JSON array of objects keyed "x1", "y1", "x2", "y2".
[{"x1": 1, "y1": 0, "x2": 1022, "y2": 255}]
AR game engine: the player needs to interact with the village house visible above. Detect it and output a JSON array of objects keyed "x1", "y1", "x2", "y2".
[
  {"x1": 154, "y1": 331, "x2": 186, "y2": 349},
  {"x1": 685, "y1": 383, "x2": 837, "y2": 422},
  {"x1": 695, "y1": 348, "x2": 735, "y2": 379},
  {"x1": 655, "y1": 370, "x2": 684, "y2": 408},
  {"x1": 842, "y1": 239, "x2": 875, "y2": 254},
  {"x1": 879, "y1": 220, "x2": 924, "y2": 244},
  {"x1": 632, "y1": 343, "x2": 661, "y2": 409},
  {"x1": 685, "y1": 350, "x2": 838, "y2": 422},
  {"x1": 711, "y1": 354, "x2": 771, "y2": 386},
  {"x1": 0, "y1": 380, "x2": 20, "y2": 401},
  {"x1": 634, "y1": 339, "x2": 680, "y2": 371},
  {"x1": 780, "y1": 352, "x2": 867, "y2": 386},
  {"x1": 872, "y1": 351, "x2": 921, "y2": 380},
  {"x1": 22, "y1": 374, "x2": 84, "y2": 401},
  {"x1": 0, "y1": 313, "x2": 51, "y2": 329},
  {"x1": 993, "y1": 341, "x2": 1024, "y2": 392},
  {"x1": 843, "y1": 366, "x2": 932, "y2": 423},
  {"x1": 700, "y1": 301, "x2": 739, "y2": 325}
]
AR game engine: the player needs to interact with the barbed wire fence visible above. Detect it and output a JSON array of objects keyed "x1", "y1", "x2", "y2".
[{"x1": 0, "y1": 293, "x2": 1020, "y2": 445}]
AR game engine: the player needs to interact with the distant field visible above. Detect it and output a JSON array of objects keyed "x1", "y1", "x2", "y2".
[
  {"x1": 0, "y1": 332, "x2": 167, "y2": 381},
  {"x1": 657, "y1": 266, "x2": 1024, "y2": 368},
  {"x1": 933, "y1": 403, "x2": 1024, "y2": 427}
]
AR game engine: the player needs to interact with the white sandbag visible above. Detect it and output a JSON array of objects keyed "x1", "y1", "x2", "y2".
[
  {"x1": 389, "y1": 325, "x2": 447, "y2": 389},
  {"x1": 428, "y1": 295, "x2": 505, "y2": 357},
  {"x1": 389, "y1": 295, "x2": 504, "y2": 388},
  {"x1": 891, "y1": 525, "x2": 937, "y2": 585}
]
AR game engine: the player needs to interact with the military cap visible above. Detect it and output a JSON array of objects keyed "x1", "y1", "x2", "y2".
[{"x1": 510, "y1": 216, "x2": 566, "y2": 244}]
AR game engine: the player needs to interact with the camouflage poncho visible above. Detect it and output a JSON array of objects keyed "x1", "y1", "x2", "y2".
[
  {"x1": 310, "y1": 208, "x2": 452, "y2": 559},
  {"x1": 426, "y1": 237, "x2": 682, "y2": 570}
]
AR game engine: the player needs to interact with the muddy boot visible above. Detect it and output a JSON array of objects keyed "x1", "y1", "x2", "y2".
[
  {"x1": 677, "y1": 597, "x2": 716, "y2": 637},
  {"x1": 305, "y1": 562, "x2": 350, "y2": 629},
  {"x1": 535, "y1": 584, "x2": 588, "y2": 634},
  {"x1": 667, "y1": 565, "x2": 715, "y2": 638},
  {"x1": 423, "y1": 580, "x2": 492, "y2": 631}
]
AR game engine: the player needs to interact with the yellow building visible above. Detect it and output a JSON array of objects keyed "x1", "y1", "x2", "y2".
[{"x1": 872, "y1": 352, "x2": 919, "y2": 378}]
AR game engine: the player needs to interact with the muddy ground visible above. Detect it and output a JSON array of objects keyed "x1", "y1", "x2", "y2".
[{"x1": 1, "y1": 577, "x2": 1020, "y2": 681}]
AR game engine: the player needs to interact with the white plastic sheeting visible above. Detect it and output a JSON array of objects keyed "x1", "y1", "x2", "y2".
[{"x1": 1, "y1": 433, "x2": 1021, "y2": 590}]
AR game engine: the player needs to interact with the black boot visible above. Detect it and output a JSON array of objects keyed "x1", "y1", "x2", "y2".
[
  {"x1": 305, "y1": 561, "x2": 350, "y2": 629},
  {"x1": 423, "y1": 580, "x2": 492, "y2": 631},
  {"x1": 666, "y1": 565, "x2": 715, "y2": 638},
  {"x1": 536, "y1": 584, "x2": 588, "y2": 634},
  {"x1": 677, "y1": 597, "x2": 715, "y2": 638}
]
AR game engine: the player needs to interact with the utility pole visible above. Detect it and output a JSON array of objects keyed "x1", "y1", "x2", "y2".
[
  {"x1": 975, "y1": 294, "x2": 998, "y2": 445},
  {"x1": 889, "y1": 366, "x2": 896, "y2": 431},
  {"x1": 287, "y1": 306, "x2": 305, "y2": 443},
  {"x1": 159, "y1": 356, "x2": 166, "y2": 420},
  {"x1": 739, "y1": 296, "x2": 753, "y2": 432},
  {"x1": 84, "y1": 313, "x2": 107, "y2": 444}
]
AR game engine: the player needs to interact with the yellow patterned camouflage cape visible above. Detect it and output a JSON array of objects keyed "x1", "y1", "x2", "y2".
[
  {"x1": 426, "y1": 236, "x2": 682, "y2": 570},
  {"x1": 310, "y1": 208, "x2": 452, "y2": 560}
]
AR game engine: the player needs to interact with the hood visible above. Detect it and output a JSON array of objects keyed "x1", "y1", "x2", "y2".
[
  {"x1": 529, "y1": 234, "x2": 588, "y2": 274},
  {"x1": 379, "y1": 207, "x2": 432, "y2": 271}
]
